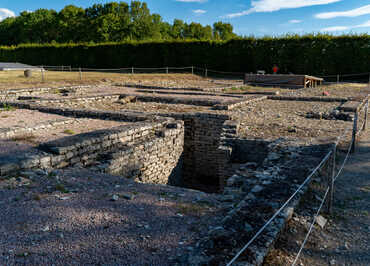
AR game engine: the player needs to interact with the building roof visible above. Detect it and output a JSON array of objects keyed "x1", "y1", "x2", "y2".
[{"x1": 0, "y1": 62, "x2": 41, "y2": 70}]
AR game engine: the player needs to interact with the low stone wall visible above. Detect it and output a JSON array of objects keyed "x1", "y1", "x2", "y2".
[
  {"x1": 268, "y1": 95, "x2": 348, "y2": 102},
  {"x1": 0, "y1": 86, "x2": 90, "y2": 101},
  {"x1": 136, "y1": 89, "x2": 244, "y2": 98},
  {"x1": 117, "y1": 83, "x2": 244, "y2": 92},
  {"x1": 30, "y1": 94, "x2": 120, "y2": 104},
  {"x1": 119, "y1": 93, "x2": 224, "y2": 107},
  {"x1": 0, "y1": 120, "x2": 174, "y2": 177},
  {"x1": 213, "y1": 96, "x2": 267, "y2": 110},
  {"x1": 99, "y1": 121, "x2": 184, "y2": 185}
]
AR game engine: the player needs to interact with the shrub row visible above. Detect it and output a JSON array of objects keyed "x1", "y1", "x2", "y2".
[{"x1": 0, "y1": 35, "x2": 369, "y2": 76}]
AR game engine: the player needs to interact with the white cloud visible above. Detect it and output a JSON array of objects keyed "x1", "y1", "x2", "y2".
[
  {"x1": 193, "y1": 9, "x2": 207, "y2": 15},
  {"x1": 289, "y1": 19, "x2": 302, "y2": 23},
  {"x1": 315, "y1": 4, "x2": 370, "y2": 19},
  {"x1": 224, "y1": 0, "x2": 341, "y2": 18},
  {"x1": 357, "y1": 20, "x2": 370, "y2": 28},
  {"x1": 321, "y1": 26, "x2": 349, "y2": 32},
  {"x1": 321, "y1": 20, "x2": 370, "y2": 32},
  {"x1": 176, "y1": 0, "x2": 207, "y2": 3},
  {"x1": 0, "y1": 8, "x2": 15, "y2": 21}
]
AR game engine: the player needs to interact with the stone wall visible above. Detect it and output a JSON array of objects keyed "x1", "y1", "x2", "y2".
[
  {"x1": 160, "y1": 113, "x2": 232, "y2": 191},
  {"x1": 0, "y1": 86, "x2": 90, "y2": 101},
  {"x1": 0, "y1": 101, "x2": 244, "y2": 191},
  {"x1": 0, "y1": 118, "x2": 185, "y2": 186},
  {"x1": 99, "y1": 121, "x2": 184, "y2": 185}
]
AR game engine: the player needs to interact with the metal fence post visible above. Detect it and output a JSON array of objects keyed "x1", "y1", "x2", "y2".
[
  {"x1": 337, "y1": 74, "x2": 339, "y2": 84},
  {"x1": 205, "y1": 68, "x2": 208, "y2": 78},
  {"x1": 79, "y1": 67, "x2": 82, "y2": 81},
  {"x1": 363, "y1": 100, "x2": 369, "y2": 131},
  {"x1": 166, "y1": 67, "x2": 169, "y2": 74},
  {"x1": 351, "y1": 111, "x2": 358, "y2": 153},
  {"x1": 131, "y1": 67, "x2": 134, "y2": 74},
  {"x1": 191, "y1": 66, "x2": 194, "y2": 75},
  {"x1": 328, "y1": 144, "x2": 336, "y2": 214}
]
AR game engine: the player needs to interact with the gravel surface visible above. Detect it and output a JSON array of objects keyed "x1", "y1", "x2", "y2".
[
  {"x1": 36, "y1": 87, "x2": 241, "y2": 102},
  {"x1": 36, "y1": 96, "x2": 353, "y2": 141},
  {"x1": 296, "y1": 83, "x2": 370, "y2": 99},
  {"x1": 0, "y1": 168, "x2": 222, "y2": 266},
  {"x1": 46, "y1": 100, "x2": 212, "y2": 113},
  {"x1": 227, "y1": 100, "x2": 351, "y2": 139},
  {"x1": 0, "y1": 109, "x2": 71, "y2": 129}
]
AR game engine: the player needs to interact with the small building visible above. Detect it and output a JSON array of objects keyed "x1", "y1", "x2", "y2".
[
  {"x1": 244, "y1": 74, "x2": 323, "y2": 89},
  {"x1": 0, "y1": 62, "x2": 43, "y2": 71}
]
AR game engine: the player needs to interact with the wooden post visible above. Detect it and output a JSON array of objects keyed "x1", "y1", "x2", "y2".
[
  {"x1": 351, "y1": 111, "x2": 358, "y2": 153},
  {"x1": 205, "y1": 68, "x2": 208, "y2": 78},
  {"x1": 337, "y1": 74, "x2": 340, "y2": 84},
  {"x1": 191, "y1": 66, "x2": 194, "y2": 75},
  {"x1": 131, "y1": 67, "x2": 134, "y2": 74},
  {"x1": 327, "y1": 144, "x2": 336, "y2": 214},
  {"x1": 41, "y1": 66, "x2": 45, "y2": 83},
  {"x1": 363, "y1": 100, "x2": 368, "y2": 132},
  {"x1": 79, "y1": 67, "x2": 82, "y2": 81},
  {"x1": 166, "y1": 67, "x2": 169, "y2": 74},
  {"x1": 62, "y1": 65, "x2": 64, "y2": 72}
]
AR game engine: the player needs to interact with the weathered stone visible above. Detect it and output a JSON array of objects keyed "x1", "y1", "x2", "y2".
[{"x1": 316, "y1": 215, "x2": 327, "y2": 229}]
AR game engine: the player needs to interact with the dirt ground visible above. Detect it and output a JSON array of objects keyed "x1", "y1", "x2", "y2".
[
  {"x1": 265, "y1": 129, "x2": 370, "y2": 266},
  {"x1": 296, "y1": 83, "x2": 370, "y2": 99},
  {"x1": 0, "y1": 168, "x2": 222, "y2": 266},
  {"x1": 0, "y1": 71, "x2": 240, "y2": 90},
  {"x1": 229, "y1": 100, "x2": 351, "y2": 139}
]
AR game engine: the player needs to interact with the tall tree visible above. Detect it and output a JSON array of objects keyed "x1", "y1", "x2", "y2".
[
  {"x1": 213, "y1": 21, "x2": 236, "y2": 40},
  {"x1": 0, "y1": 1, "x2": 238, "y2": 45}
]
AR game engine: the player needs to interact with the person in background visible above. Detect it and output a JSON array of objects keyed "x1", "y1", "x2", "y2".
[{"x1": 272, "y1": 64, "x2": 279, "y2": 74}]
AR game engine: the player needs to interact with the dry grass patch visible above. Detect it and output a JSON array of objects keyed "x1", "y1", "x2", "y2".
[
  {"x1": 63, "y1": 129, "x2": 75, "y2": 135},
  {"x1": 0, "y1": 70, "x2": 206, "y2": 90}
]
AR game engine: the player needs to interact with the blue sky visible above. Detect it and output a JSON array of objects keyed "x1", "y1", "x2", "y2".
[{"x1": 0, "y1": 0, "x2": 369, "y2": 36}]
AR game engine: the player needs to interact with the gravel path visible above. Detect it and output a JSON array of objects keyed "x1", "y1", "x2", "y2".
[
  {"x1": 0, "y1": 168, "x2": 222, "y2": 265},
  {"x1": 265, "y1": 127, "x2": 370, "y2": 265},
  {"x1": 0, "y1": 109, "x2": 71, "y2": 129}
]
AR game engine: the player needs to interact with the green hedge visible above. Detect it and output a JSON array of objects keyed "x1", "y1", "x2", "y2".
[{"x1": 0, "y1": 35, "x2": 369, "y2": 75}]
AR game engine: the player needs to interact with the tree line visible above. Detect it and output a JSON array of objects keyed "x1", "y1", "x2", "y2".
[{"x1": 0, "y1": 1, "x2": 237, "y2": 45}]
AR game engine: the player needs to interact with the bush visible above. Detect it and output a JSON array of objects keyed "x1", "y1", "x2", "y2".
[{"x1": 0, "y1": 34, "x2": 369, "y2": 76}]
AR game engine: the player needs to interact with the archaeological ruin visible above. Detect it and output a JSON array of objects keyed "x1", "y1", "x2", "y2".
[{"x1": 0, "y1": 76, "x2": 369, "y2": 265}]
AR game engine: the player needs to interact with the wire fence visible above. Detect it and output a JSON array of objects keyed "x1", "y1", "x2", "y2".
[
  {"x1": 319, "y1": 72, "x2": 370, "y2": 84},
  {"x1": 31, "y1": 65, "x2": 370, "y2": 86},
  {"x1": 227, "y1": 98, "x2": 369, "y2": 266}
]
